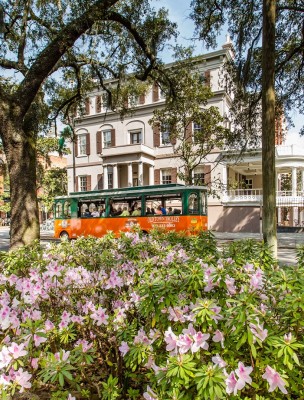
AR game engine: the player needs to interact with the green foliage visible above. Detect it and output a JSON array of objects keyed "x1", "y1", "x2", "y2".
[{"x1": 0, "y1": 231, "x2": 303, "y2": 398}]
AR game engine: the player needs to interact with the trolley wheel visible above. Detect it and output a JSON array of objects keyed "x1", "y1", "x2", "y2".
[{"x1": 59, "y1": 231, "x2": 69, "y2": 240}]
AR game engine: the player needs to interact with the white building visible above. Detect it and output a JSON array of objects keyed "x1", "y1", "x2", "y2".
[{"x1": 66, "y1": 42, "x2": 304, "y2": 232}]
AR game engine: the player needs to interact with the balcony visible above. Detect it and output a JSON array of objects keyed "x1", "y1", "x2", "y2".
[
  {"x1": 223, "y1": 189, "x2": 304, "y2": 206},
  {"x1": 101, "y1": 144, "x2": 155, "y2": 158}
]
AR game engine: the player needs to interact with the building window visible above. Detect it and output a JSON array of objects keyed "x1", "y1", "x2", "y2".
[
  {"x1": 194, "y1": 167, "x2": 205, "y2": 185},
  {"x1": 130, "y1": 130, "x2": 142, "y2": 144},
  {"x1": 78, "y1": 135, "x2": 87, "y2": 156},
  {"x1": 161, "y1": 125, "x2": 171, "y2": 145},
  {"x1": 108, "y1": 166, "x2": 113, "y2": 189},
  {"x1": 193, "y1": 122, "x2": 202, "y2": 143},
  {"x1": 129, "y1": 95, "x2": 139, "y2": 106},
  {"x1": 161, "y1": 169, "x2": 172, "y2": 184},
  {"x1": 79, "y1": 176, "x2": 88, "y2": 192},
  {"x1": 103, "y1": 130, "x2": 112, "y2": 148},
  {"x1": 102, "y1": 93, "x2": 110, "y2": 110},
  {"x1": 159, "y1": 88, "x2": 166, "y2": 100},
  {"x1": 245, "y1": 178, "x2": 253, "y2": 189}
]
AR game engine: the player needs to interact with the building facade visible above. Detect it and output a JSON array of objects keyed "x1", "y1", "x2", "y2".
[{"x1": 66, "y1": 43, "x2": 304, "y2": 232}]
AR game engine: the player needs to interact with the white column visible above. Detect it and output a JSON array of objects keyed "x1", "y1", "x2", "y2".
[
  {"x1": 292, "y1": 167, "x2": 297, "y2": 196},
  {"x1": 277, "y1": 207, "x2": 281, "y2": 225},
  {"x1": 113, "y1": 164, "x2": 118, "y2": 188},
  {"x1": 222, "y1": 164, "x2": 228, "y2": 200},
  {"x1": 149, "y1": 165, "x2": 154, "y2": 186},
  {"x1": 138, "y1": 162, "x2": 143, "y2": 186},
  {"x1": 103, "y1": 165, "x2": 108, "y2": 189},
  {"x1": 128, "y1": 163, "x2": 133, "y2": 187}
]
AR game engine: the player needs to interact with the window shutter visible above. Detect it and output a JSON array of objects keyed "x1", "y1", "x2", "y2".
[
  {"x1": 139, "y1": 94, "x2": 145, "y2": 104},
  {"x1": 97, "y1": 174, "x2": 103, "y2": 190},
  {"x1": 85, "y1": 98, "x2": 90, "y2": 115},
  {"x1": 75, "y1": 176, "x2": 79, "y2": 192},
  {"x1": 154, "y1": 169, "x2": 160, "y2": 185},
  {"x1": 185, "y1": 121, "x2": 193, "y2": 142},
  {"x1": 96, "y1": 96, "x2": 101, "y2": 113},
  {"x1": 204, "y1": 70, "x2": 211, "y2": 87},
  {"x1": 74, "y1": 136, "x2": 78, "y2": 157},
  {"x1": 204, "y1": 165, "x2": 211, "y2": 185},
  {"x1": 152, "y1": 83, "x2": 159, "y2": 102},
  {"x1": 153, "y1": 123, "x2": 160, "y2": 147},
  {"x1": 171, "y1": 168, "x2": 177, "y2": 183},
  {"x1": 86, "y1": 133, "x2": 90, "y2": 155},
  {"x1": 111, "y1": 129, "x2": 116, "y2": 147},
  {"x1": 96, "y1": 131, "x2": 102, "y2": 154},
  {"x1": 87, "y1": 175, "x2": 91, "y2": 191}
]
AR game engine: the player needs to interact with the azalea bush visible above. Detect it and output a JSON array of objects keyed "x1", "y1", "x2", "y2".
[{"x1": 0, "y1": 231, "x2": 303, "y2": 399}]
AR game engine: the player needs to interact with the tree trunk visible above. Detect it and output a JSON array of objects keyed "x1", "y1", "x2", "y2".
[
  {"x1": 1, "y1": 116, "x2": 40, "y2": 249},
  {"x1": 262, "y1": 0, "x2": 277, "y2": 256}
]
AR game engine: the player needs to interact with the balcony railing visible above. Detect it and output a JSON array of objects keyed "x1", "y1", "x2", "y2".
[
  {"x1": 224, "y1": 189, "x2": 304, "y2": 206},
  {"x1": 226, "y1": 189, "x2": 263, "y2": 201}
]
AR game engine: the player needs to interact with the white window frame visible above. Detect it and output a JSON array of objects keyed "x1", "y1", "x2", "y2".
[
  {"x1": 108, "y1": 166, "x2": 113, "y2": 189},
  {"x1": 79, "y1": 176, "x2": 88, "y2": 192},
  {"x1": 193, "y1": 167, "x2": 205, "y2": 185},
  {"x1": 130, "y1": 130, "x2": 142, "y2": 144},
  {"x1": 193, "y1": 122, "x2": 202, "y2": 144},
  {"x1": 245, "y1": 178, "x2": 253, "y2": 189},
  {"x1": 161, "y1": 125, "x2": 171, "y2": 146},
  {"x1": 103, "y1": 130, "x2": 112, "y2": 148},
  {"x1": 78, "y1": 134, "x2": 87, "y2": 156},
  {"x1": 161, "y1": 169, "x2": 172, "y2": 184}
]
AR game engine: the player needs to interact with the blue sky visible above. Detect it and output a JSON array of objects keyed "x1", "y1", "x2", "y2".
[{"x1": 156, "y1": 0, "x2": 304, "y2": 145}]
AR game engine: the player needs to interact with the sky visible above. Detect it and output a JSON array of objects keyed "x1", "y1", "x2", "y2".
[{"x1": 155, "y1": 0, "x2": 304, "y2": 147}]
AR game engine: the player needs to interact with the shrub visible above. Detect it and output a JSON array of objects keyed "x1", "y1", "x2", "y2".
[{"x1": 0, "y1": 232, "x2": 303, "y2": 399}]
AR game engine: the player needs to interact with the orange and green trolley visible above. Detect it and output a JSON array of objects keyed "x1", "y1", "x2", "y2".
[{"x1": 53, "y1": 184, "x2": 208, "y2": 239}]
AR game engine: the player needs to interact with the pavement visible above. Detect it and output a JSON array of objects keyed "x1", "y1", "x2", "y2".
[{"x1": 213, "y1": 231, "x2": 304, "y2": 266}]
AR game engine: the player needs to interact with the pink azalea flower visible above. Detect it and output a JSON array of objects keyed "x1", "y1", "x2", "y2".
[
  {"x1": 191, "y1": 332, "x2": 210, "y2": 353},
  {"x1": 226, "y1": 371, "x2": 238, "y2": 395},
  {"x1": 225, "y1": 276, "x2": 237, "y2": 294},
  {"x1": 212, "y1": 354, "x2": 227, "y2": 368},
  {"x1": 67, "y1": 394, "x2": 76, "y2": 400},
  {"x1": 262, "y1": 365, "x2": 288, "y2": 394},
  {"x1": 14, "y1": 368, "x2": 32, "y2": 392},
  {"x1": 249, "y1": 320, "x2": 268, "y2": 342},
  {"x1": 90, "y1": 307, "x2": 109, "y2": 326},
  {"x1": 212, "y1": 330, "x2": 225, "y2": 347},
  {"x1": 119, "y1": 341, "x2": 130, "y2": 357},
  {"x1": 31, "y1": 358, "x2": 39, "y2": 369},
  {"x1": 8, "y1": 342, "x2": 28, "y2": 359},
  {"x1": 33, "y1": 333, "x2": 47, "y2": 347},
  {"x1": 54, "y1": 350, "x2": 70, "y2": 362},
  {"x1": 164, "y1": 327, "x2": 178, "y2": 353},
  {"x1": 75, "y1": 339, "x2": 93, "y2": 353},
  {"x1": 235, "y1": 362, "x2": 253, "y2": 391},
  {"x1": 143, "y1": 385, "x2": 158, "y2": 399},
  {"x1": 177, "y1": 334, "x2": 193, "y2": 354},
  {"x1": 0, "y1": 346, "x2": 12, "y2": 368}
]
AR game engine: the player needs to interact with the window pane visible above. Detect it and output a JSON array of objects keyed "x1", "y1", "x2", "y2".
[
  {"x1": 161, "y1": 169, "x2": 171, "y2": 184},
  {"x1": 78, "y1": 135, "x2": 87, "y2": 155},
  {"x1": 130, "y1": 131, "x2": 142, "y2": 144},
  {"x1": 161, "y1": 125, "x2": 170, "y2": 145},
  {"x1": 103, "y1": 130, "x2": 111, "y2": 148},
  {"x1": 79, "y1": 176, "x2": 87, "y2": 191}
]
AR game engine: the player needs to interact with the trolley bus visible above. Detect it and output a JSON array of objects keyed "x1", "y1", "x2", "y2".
[{"x1": 54, "y1": 184, "x2": 208, "y2": 239}]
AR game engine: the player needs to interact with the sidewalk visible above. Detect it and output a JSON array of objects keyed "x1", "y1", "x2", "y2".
[{"x1": 213, "y1": 231, "x2": 304, "y2": 266}]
